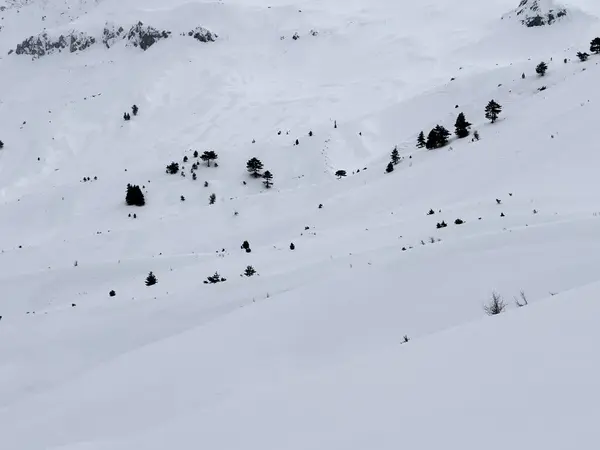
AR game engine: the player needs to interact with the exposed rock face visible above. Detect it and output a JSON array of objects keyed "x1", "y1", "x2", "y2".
[
  {"x1": 185, "y1": 26, "x2": 217, "y2": 43},
  {"x1": 12, "y1": 21, "x2": 217, "y2": 57},
  {"x1": 102, "y1": 23, "x2": 125, "y2": 49},
  {"x1": 125, "y1": 21, "x2": 171, "y2": 51},
  {"x1": 505, "y1": 0, "x2": 567, "y2": 27},
  {"x1": 15, "y1": 31, "x2": 96, "y2": 57}
]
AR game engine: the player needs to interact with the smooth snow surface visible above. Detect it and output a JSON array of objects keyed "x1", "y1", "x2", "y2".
[{"x1": 1, "y1": 0, "x2": 600, "y2": 448}]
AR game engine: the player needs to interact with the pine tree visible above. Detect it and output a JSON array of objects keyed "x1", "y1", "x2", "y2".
[
  {"x1": 241, "y1": 240, "x2": 250, "y2": 251},
  {"x1": 166, "y1": 162, "x2": 179, "y2": 174},
  {"x1": 577, "y1": 51, "x2": 590, "y2": 62},
  {"x1": 454, "y1": 112, "x2": 471, "y2": 138},
  {"x1": 426, "y1": 125, "x2": 451, "y2": 149},
  {"x1": 416, "y1": 131, "x2": 426, "y2": 148},
  {"x1": 125, "y1": 184, "x2": 145, "y2": 206},
  {"x1": 386, "y1": 162, "x2": 394, "y2": 173},
  {"x1": 200, "y1": 150, "x2": 218, "y2": 167},
  {"x1": 246, "y1": 157, "x2": 264, "y2": 177},
  {"x1": 209, "y1": 193, "x2": 216, "y2": 204},
  {"x1": 180, "y1": 195, "x2": 185, "y2": 202},
  {"x1": 0, "y1": 140, "x2": 4, "y2": 149},
  {"x1": 335, "y1": 170, "x2": 347, "y2": 179},
  {"x1": 290, "y1": 242, "x2": 295, "y2": 250},
  {"x1": 263, "y1": 170, "x2": 273, "y2": 189},
  {"x1": 243, "y1": 265, "x2": 256, "y2": 277},
  {"x1": 145, "y1": 271, "x2": 157, "y2": 286},
  {"x1": 132, "y1": 104, "x2": 139, "y2": 116},
  {"x1": 590, "y1": 37, "x2": 600, "y2": 54},
  {"x1": 193, "y1": 150, "x2": 199, "y2": 158},
  {"x1": 485, "y1": 100, "x2": 502, "y2": 123},
  {"x1": 390, "y1": 147, "x2": 400, "y2": 165},
  {"x1": 536, "y1": 61, "x2": 548, "y2": 76},
  {"x1": 123, "y1": 112, "x2": 130, "y2": 121}
]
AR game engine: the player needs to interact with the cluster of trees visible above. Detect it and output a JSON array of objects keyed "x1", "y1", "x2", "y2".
[
  {"x1": 246, "y1": 157, "x2": 274, "y2": 188},
  {"x1": 125, "y1": 184, "x2": 145, "y2": 206},
  {"x1": 416, "y1": 101, "x2": 501, "y2": 150},
  {"x1": 386, "y1": 147, "x2": 401, "y2": 173}
]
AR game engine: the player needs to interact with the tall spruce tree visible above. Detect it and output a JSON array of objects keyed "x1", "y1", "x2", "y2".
[
  {"x1": 485, "y1": 100, "x2": 502, "y2": 123},
  {"x1": 263, "y1": 170, "x2": 273, "y2": 189},
  {"x1": 391, "y1": 147, "x2": 400, "y2": 165},
  {"x1": 416, "y1": 131, "x2": 426, "y2": 148},
  {"x1": 246, "y1": 157, "x2": 264, "y2": 177},
  {"x1": 426, "y1": 125, "x2": 450, "y2": 149},
  {"x1": 454, "y1": 112, "x2": 471, "y2": 138},
  {"x1": 590, "y1": 37, "x2": 600, "y2": 54}
]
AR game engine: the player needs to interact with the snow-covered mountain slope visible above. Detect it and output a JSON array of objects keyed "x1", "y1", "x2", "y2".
[{"x1": 1, "y1": 0, "x2": 600, "y2": 448}]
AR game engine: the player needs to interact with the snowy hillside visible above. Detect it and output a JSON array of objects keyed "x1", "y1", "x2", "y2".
[{"x1": 2, "y1": 0, "x2": 600, "y2": 448}]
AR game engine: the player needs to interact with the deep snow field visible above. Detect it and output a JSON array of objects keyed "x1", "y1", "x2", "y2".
[{"x1": 1, "y1": 0, "x2": 600, "y2": 448}]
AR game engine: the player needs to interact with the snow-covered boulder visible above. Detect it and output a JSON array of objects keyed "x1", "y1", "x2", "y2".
[
  {"x1": 102, "y1": 23, "x2": 125, "y2": 49},
  {"x1": 503, "y1": 0, "x2": 567, "y2": 27},
  {"x1": 185, "y1": 26, "x2": 217, "y2": 43}
]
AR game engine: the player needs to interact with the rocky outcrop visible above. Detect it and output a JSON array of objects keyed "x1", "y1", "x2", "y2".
[
  {"x1": 185, "y1": 26, "x2": 217, "y2": 43},
  {"x1": 15, "y1": 31, "x2": 95, "y2": 57},
  {"x1": 125, "y1": 21, "x2": 171, "y2": 51},
  {"x1": 504, "y1": 0, "x2": 567, "y2": 27}
]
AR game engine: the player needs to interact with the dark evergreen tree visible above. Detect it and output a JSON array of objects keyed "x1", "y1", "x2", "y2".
[
  {"x1": 123, "y1": 112, "x2": 131, "y2": 121},
  {"x1": 295, "y1": 139, "x2": 299, "y2": 146},
  {"x1": 290, "y1": 242, "x2": 295, "y2": 250},
  {"x1": 416, "y1": 131, "x2": 426, "y2": 148},
  {"x1": 454, "y1": 112, "x2": 471, "y2": 138},
  {"x1": 132, "y1": 104, "x2": 139, "y2": 116},
  {"x1": 335, "y1": 170, "x2": 347, "y2": 179},
  {"x1": 193, "y1": 150, "x2": 199, "y2": 158},
  {"x1": 246, "y1": 157, "x2": 264, "y2": 177},
  {"x1": 263, "y1": 170, "x2": 273, "y2": 189},
  {"x1": 192, "y1": 173, "x2": 197, "y2": 181},
  {"x1": 391, "y1": 147, "x2": 400, "y2": 165},
  {"x1": 590, "y1": 37, "x2": 600, "y2": 54},
  {"x1": 426, "y1": 125, "x2": 451, "y2": 149},
  {"x1": 180, "y1": 195, "x2": 185, "y2": 202},
  {"x1": 577, "y1": 51, "x2": 589, "y2": 62},
  {"x1": 145, "y1": 271, "x2": 157, "y2": 286},
  {"x1": 200, "y1": 150, "x2": 218, "y2": 167},
  {"x1": 204, "y1": 181, "x2": 209, "y2": 187},
  {"x1": 109, "y1": 290, "x2": 116, "y2": 297},
  {"x1": 485, "y1": 100, "x2": 502, "y2": 123},
  {"x1": 205, "y1": 271, "x2": 226, "y2": 284},
  {"x1": 536, "y1": 61, "x2": 548, "y2": 76},
  {"x1": 0, "y1": 140, "x2": 4, "y2": 149},
  {"x1": 183, "y1": 155, "x2": 188, "y2": 162},
  {"x1": 166, "y1": 162, "x2": 179, "y2": 174},
  {"x1": 125, "y1": 184, "x2": 145, "y2": 206},
  {"x1": 241, "y1": 240, "x2": 250, "y2": 251},
  {"x1": 386, "y1": 162, "x2": 394, "y2": 173},
  {"x1": 209, "y1": 193, "x2": 216, "y2": 205},
  {"x1": 244, "y1": 265, "x2": 256, "y2": 277}
]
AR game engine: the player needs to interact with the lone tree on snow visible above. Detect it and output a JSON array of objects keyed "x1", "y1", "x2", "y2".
[
  {"x1": 209, "y1": 193, "x2": 216, "y2": 205},
  {"x1": 416, "y1": 131, "x2": 426, "y2": 148},
  {"x1": 145, "y1": 271, "x2": 158, "y2": 286},
  {"x1": 536, "y1": 61, "x2": 548, "y2": 76},
  {"x1": 483, "y1": 291, "x2": 507, "y2": 316},
  {"x1": 125, "y1": 184, "x2": 145, "y2": 206},
  {"x1": 243, "y1": 265, "x2": 256, "y2": 277},
  {"x1": 123, "y1": 112, "x2": 131, "y2": 121},
  {"x1": 386, "y1": 162, "x2": 394, "y2": 173},
  {"x1": 390, "y1": 147, "x2": 400, "y2": 165},
  {"x1": 577, "y1": 51, "x2": 590, "y2": 62},
  {"x1": 132, "y1": 104, "x2": 139, "y2": 116},
  {"x1": 335, "y1": 170, "x2": 347, "y2": 179},
  {"x1": 0, "y1": 140, "x2": 4, "y2": 149},
  {"x1": 263, "y1": 170, "x2": 274, "y2": 189},
  {"x1": 246, "y1": 157, "x2": 264, "y2": 177},
  {"x1": 485, "y1": 100, "x2": 502, "y2": 124},
  {"x1": 590, "y1": 37, "x2": 600, "y2": 54},
  {"x1": 166, "y1": 162, "x2": 179, "y2": 174},
  {"x1": 201, "y1": 150, "x2": 218, "y2": 167},
  {"x1": 454, "y1": 112, "x2": 472, "y2": 138}
]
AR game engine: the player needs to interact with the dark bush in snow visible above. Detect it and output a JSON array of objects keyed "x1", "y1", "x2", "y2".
[
  {"x1": 145, "y1": 271, "x2": 158, "y2": 286},
  {"x1": 109, "y1": 290, "x2": 116, "y2": 297},
  {"x1": 484, "y1": 291, "x2": 506, "y2": 315},
  {"x1": 204, "y1": 272, "x2": 226, "y2": 284},
  {"x1": 166, "y1": 162, "x2": 179, "y2": 174}
]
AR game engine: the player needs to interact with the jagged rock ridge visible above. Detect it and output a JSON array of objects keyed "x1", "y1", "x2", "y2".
[{"x1": 504, "y1": 0, "x2": 567, "y2": 27}]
